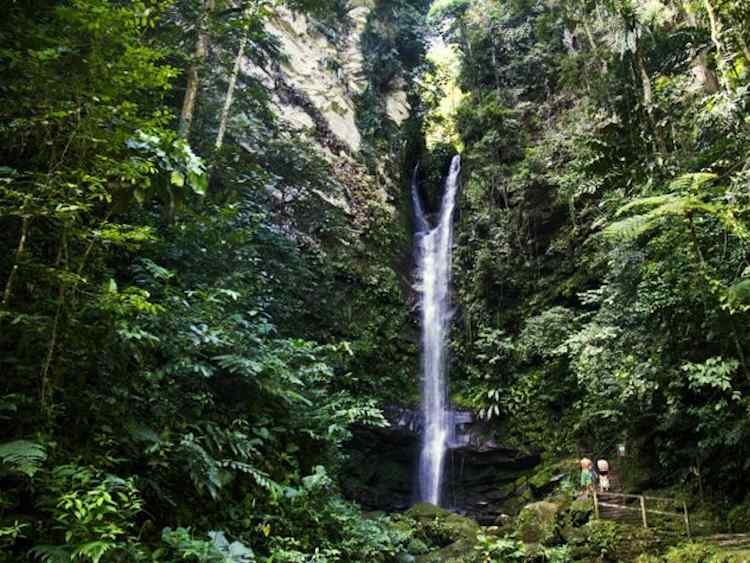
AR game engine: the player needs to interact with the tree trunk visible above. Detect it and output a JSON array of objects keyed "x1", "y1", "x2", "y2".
[
  {"x1": 679, "y1": 2, "x2": 721, "y2": 93},
  {"x1": 636, "y1": 51, "x2": 653, "y2": 106},
  {"x1": 459, "y1": 19, "x2": 476, "y2": 87},
  {"x1": 179, "y1": 0, "x2": 215, "y2": 139},
  {"x1": 40, "y1": 230, "x2": 68, "y2": 415},
  {"x1": 636, "y1": 50, "x2": 668, "y2": 154},
  {"x1": 215, "y1": 32, "x2": 248, "y2": 150},
  {"x1": 703, "y1": 0, "x2": 730, "y2": 91},
  {"x1": 490, "y1": 35, "x2": 501, "y2": 95},
  {"x1": 2, "y1": 216, "x2": 30, "y2": 306},
  {"x1": 692, "y1": 50, "x2": 721, "y2": 94}
]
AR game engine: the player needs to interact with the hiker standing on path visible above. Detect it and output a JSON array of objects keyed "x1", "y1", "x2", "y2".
[
  {"x1": 597, "y1": 459, "x2": 610, "y2": 492},
  {"x1": 580, "y1": 458, "x2": 594, "y2": 497}
]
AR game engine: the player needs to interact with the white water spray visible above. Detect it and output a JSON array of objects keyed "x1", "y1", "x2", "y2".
[{"x1": 413, "y1": 155, "x2": 461, "y2": 506}]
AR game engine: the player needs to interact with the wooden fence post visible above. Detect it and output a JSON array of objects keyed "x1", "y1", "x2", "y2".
[
  {"x1": 683, "y1": 501, "x2": 691, "y2": 539},
  {"x1": 593, "y1": 491, "x2": 599, "y2": 520},
  {"x1": 640, "y1": 496, "x2": 648, "y2": 529}
]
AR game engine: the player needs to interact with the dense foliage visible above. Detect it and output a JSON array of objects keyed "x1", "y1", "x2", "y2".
[
  {"x1": 5, "y1": 0, "x2": 750, "y2": 559},
  {"x1": 0, "y1": 0, "x2": 428, "y2": 560},
  {"x1": 428, "y1": 0, "x2": 750, "y2": 500}
]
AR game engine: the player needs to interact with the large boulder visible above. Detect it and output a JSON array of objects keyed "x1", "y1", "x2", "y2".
[
  {"x1": 516, "y1": 501, "x2": 562, "y2": 545},
  {"x1": 405, "y1": 503, "x2": 481, "y2": 563}
]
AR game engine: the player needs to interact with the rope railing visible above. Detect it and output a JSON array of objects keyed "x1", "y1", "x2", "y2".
[{"x1": 593, "y1": 491, "x2": 691, "y2": 538}]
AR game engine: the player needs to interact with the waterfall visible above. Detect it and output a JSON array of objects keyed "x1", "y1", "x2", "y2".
[{"x1": 413, "y1": 155, "x2": 461, "y2": 506}]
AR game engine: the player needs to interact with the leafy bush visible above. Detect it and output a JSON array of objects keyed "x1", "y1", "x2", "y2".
[
  {"x1": 258, "y1": 466, "x2": 411, "y2": 562},
  {"x1": 160, "y1": 528, "x2": 254, "y2": 562},
  {"x1": 474, "y1": 534, "x2": 527, "y2": 562},
  {"x1": 664, "y1": 542, "x2": 718, "y2": 563},
  {"x1": 538, "y1": 545, "x2": 573, "y2": 563},
  {"x1": 583, "y1": 520, "x2": 623, "y2": 560},
  {"x1": 727, "y1": 499, "x2": 750, "y2": 533},
  {"x1": 473, "y1": 534, "x2": 572, "y2": 563},
  {"x1": 32, "y1": 465, "x2": 142, "y2": 562}
]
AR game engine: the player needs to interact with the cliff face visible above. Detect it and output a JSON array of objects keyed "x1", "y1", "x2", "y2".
[
  {"x1": 239, "y1": 0, "x2": 417, "y2": 236},
  {"x1": 248, "y1": 2, "x2": 410, "y2": 154}
]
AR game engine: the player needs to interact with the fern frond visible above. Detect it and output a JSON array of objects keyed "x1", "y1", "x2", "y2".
[
  {"x1": 615, "y1": 194, "x2": 679, "y2": 217},
  {"x1": 718, "y1": 210, "x2": 750, "y2": 240},
  {"x1": 179, "y1": 435, "x2": 223, "y2": 500},
  {"x1": 603, "y1": 214, "x2": 659, "y2": 241},
  {"x1": 667, "y1": 172, "x2": 719, "y2": 192},
  {"x1": 214, "y1": 354, "x2": 262, "y2": 377},
  {"x1": 72, "y1": 540, "x2": 116, "y2": 563},
  {"x1": 607, "y1": 195, "x2": 721, "y2": 241},
  {"x1": 29, "y1": 544, "x2": 72, "y2": 563},
  {"x1": 220, "y1": 460, "x2": 281, "y2": 493},
  {"x1": 0, "y1": 440, "x2": 47, "y2": 477}
]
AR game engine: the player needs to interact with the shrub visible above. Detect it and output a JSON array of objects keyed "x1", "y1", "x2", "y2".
[
  {"x1": 585, "y1": 520, "x2": 622, "y2": 560},
  {"x1": 664, "y1": 542, "x2": 718, "y2": 563},
  {"x1": 31, "y1": 465, "x2": 142, "y2": 562},
  {"x1": 727, "y1": 500, "x2": 750, "y2": 533}
]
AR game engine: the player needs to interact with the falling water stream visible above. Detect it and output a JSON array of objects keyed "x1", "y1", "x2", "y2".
[{"x1": 413, "y1": 155, "x2": 461, "y2": 506}]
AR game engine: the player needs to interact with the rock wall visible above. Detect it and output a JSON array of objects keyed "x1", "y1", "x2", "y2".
[
  {"x1": 342, "y1": 408, "x2": 541, "y2": 523},
  {"x1": 239, "y1": 1, "x2": 416, "y2": 236},
  {"x1": 246, "y1": 1, "x2": 410, "y2": 156}
]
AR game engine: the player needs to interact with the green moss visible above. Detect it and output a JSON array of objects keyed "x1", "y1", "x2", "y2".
[
  {"x1": 406, "y1": 503, "x2": 482, "y2": 563},
  {"x1": 528, "y1": 465, "x2": 557, "y2": 491},
  {"x1": 406, "y1": 502, "x2": 481, "y2": 542},
  {"x1": 515, "y1": 501, "x2": 561, "y2": 545},
  {"x1": 527, "y1": 458, "x2": 577, "y2": 497},
  {"x1": 407, "y1": 537, "x2": 430, "y2": 555},
  {"x1": 569, "y1": 520, "x2": 659, "y2": 562},
  {"x1": 497, "y1": 481, "x2": 518, "y2": 498},
  {"x1": 664, "y1": 542, "x2": 718, "y2": 563}
]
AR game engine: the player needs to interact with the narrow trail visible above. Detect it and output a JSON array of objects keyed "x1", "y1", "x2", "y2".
[{"x1": 593, "y1": 469, "x2": 750, "y2": 554}]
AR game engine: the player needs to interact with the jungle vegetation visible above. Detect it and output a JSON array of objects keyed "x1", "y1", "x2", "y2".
[
  {"x1": 3, "y1": 0, "x2": 750, "y2": 561},
  {"x1": 428, "y1": 0, "x2": 750, "y2": 501}
]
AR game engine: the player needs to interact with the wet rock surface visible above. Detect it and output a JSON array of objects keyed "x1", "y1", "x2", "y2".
[{"x1": 342, "y1": 407, "x2": 540, "y2": 523}]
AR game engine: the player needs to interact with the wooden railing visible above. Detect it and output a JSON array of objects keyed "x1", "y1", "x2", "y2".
[{"x1": 593, "y1": 491, "x2": 691, "y2": 538}]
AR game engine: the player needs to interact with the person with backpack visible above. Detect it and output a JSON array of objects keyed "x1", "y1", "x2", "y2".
[{"x1": 597, "y1": 459, "x2": 610, "y2": 492}]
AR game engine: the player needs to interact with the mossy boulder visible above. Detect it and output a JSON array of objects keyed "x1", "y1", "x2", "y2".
[
  {"x1": 516, "y1": 501, "x2": 562, "y2": 545},
  {"x1": 500, "y1": 482, "x2": 533, "y2": 515},
  {"x1": 569, "y1": 520, "x2": 658, "y2": 562},
  {"x1": 406, "y1": 503, "x2": 481, "y2": 563},
  {"x1": 568, "y1": 499, "x2": 593, "y2": 525},
  {"x1": 406, "y1": 502, "x2": 481, "y2": 540},
  {"x1": 527, "y1": 458, "x2": 577, "y2": 497},
  {"x1": 558, "y1": 498, "x2": 593, "y2": 543}
]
